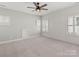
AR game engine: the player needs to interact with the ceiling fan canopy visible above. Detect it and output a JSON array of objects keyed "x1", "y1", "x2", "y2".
[{"x1": 27, "y1": 2, "x2": 48, "y2": 12}]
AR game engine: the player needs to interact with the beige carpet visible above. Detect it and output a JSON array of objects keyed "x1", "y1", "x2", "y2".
[{"x1": 0, "y1": 36, "x2": 79, "y2": 57}]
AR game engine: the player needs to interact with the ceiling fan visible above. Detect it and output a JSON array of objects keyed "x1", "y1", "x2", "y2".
[{"x1": 27, "y1": 2, "x2": 48, "y2": 12}]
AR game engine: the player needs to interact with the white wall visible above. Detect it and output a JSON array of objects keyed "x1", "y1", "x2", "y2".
[
  {"x1": 0, "y1": 7, "x2": 39, "y2": 42},
  {"x1": 42, "y1": 5, "x2": 79, "y2": 45}
]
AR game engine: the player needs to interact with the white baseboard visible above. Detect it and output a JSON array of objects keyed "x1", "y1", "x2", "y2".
[
  {"x1": 42, "y1": 34, "x2": 79, "y2": 46},
  {"x1": 0, "y1": 38, "x2": 23, "y2": 45},
  {"x1": 0, "y1": 35, "x2": 40, "y2": 45}
]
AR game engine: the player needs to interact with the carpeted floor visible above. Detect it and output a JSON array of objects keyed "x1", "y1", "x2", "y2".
[{"x1": 0, "y1": 36, "x2": 79, "y2": 57}]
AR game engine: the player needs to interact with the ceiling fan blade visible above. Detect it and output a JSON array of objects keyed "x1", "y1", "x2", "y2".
[
  {"x1": 40, "y1": 4, "x2": 47, "y2": 8},
  {"x1": 33, "y1": 2, "x2": 37, "y2": 6},
  {"x1": 27, "y1": 7, "x2": 35, "y2": 9},
  {"x1": 41, "y1": 8, "x2": 48, "y2": 10}
]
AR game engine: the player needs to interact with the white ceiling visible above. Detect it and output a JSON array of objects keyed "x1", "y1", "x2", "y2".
[{"x1": 0, "y1": 2, "x2": 78, "y2": 15}]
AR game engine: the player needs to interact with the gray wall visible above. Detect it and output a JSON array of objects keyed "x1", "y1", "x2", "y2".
[
  {"x1": 0, "y1": 7, "x2": 39, "y2": 42},
  {"x1": 42, "y1": 5, "x2": 79, "y2": 45}
]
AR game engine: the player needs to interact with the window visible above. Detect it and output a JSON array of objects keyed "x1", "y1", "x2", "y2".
[
  {"x1": 36, "y1": 19, "x2": 41, "y2": 32},
  {"x1": 68, "y1": 16, "x2": 74, "y2": 33},
  {"x1": 42, "y1": 19, "x2": 48, "y2": 32},
  {"x1": 35, "y1": 19, "x2": 48, "y2": 33},
  {"x1": 68, "y1": 16, "x2": 79, "y2": 35},
  {"x1": 0, "y1": 15, "x2": 10, "y2": 25}
]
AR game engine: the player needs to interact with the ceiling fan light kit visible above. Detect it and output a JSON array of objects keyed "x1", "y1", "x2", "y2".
[{"x1": 27, "y1": 2, "x2": 48, "y2": 15}]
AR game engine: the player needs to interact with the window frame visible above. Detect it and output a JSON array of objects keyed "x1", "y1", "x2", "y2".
[{"x1": 68, "y1": 16, "x2": 79, "y2": 34}]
